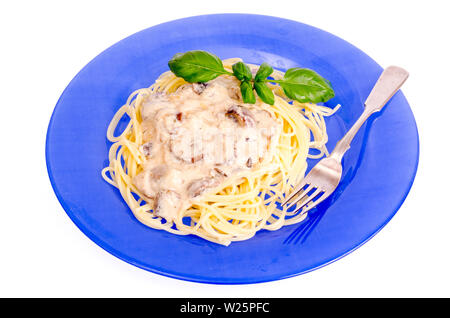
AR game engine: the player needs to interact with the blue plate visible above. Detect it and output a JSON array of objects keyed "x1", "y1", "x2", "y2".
[{"x1": 46, "y1": 14, "x2": 419, "y2": 284}]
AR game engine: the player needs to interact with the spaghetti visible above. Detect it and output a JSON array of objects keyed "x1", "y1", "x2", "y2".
[{"x1": 102, "y1": 59, "x2": 339, "y2": 245}]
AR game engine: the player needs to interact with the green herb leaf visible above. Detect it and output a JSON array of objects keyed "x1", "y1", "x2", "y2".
[
  {"x1": 232, "y1": 62, "x2": 252, "y2": 81},
  {"x1": 168, "y1": 50, "x2": 335, "y2": 106},
  {"x1": 168, "y1": 50, "x2": 230, "y2": 83},
  {"x1": 254, "y1": 82, "x2": 275, "y2": 105},
  {"x1": 240, "y1": 81, "x2": 256, "y2": 104},
  {"x1": 278, "y1": 68, "x2": 335, "y2": 103},
  {"x1": 254, "y1": 62, "x2": 273, "y2": 82}
]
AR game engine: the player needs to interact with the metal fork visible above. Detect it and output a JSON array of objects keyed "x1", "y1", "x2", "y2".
[{"x1": 281, "y1": 66, "x2": 409, "y2": 215}]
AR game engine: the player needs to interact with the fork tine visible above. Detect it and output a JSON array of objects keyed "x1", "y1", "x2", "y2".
[
  {"x1": 290, "y1": 188, "x2": 322, "y2": 211},
  {"x1": 281, "y1": 181, "x2": 310, "y2": 207},
  {"x1": 293, "y1": 191, "x2": 329, "y2": 216}
]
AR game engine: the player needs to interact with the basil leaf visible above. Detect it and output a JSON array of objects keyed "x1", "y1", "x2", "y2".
[
  {"x1": 278, "y1": 68, "x2": 335, "y2": 103},
  {"x1": 255, "y1": 62, "x2": 273, "y2": 82},
  {"x1": 240, "y1": 81, "x2": 256, "y2": 104},
  {"x1": 232, "y1": 62, "x2": 252, "y2": 81},
  {"x1": 254, "y1": 82, "x2": 275, "y2": 105},
  {"x1": 168, "y1": 50, "x2": 228, "y2": 83}
]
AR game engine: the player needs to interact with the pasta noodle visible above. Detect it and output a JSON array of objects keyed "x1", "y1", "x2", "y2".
[{"x1": 101, "y1": 59, "x2": 339, "y2": 245}]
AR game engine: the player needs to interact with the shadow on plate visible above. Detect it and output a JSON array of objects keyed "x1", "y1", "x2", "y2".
[{"x1": 283, "y1": 108, "x2": 385, "y2": 245}]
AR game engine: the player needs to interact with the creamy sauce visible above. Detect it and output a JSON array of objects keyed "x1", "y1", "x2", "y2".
[{"x1": 133, "y1": 76, "x2": 281, "y2": 221}]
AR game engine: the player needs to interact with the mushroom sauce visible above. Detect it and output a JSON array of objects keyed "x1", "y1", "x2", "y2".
[{"x1": 133, "y1": 76, "x2": 282, "y2": 221}]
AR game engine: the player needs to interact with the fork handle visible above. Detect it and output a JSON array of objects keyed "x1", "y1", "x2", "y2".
[{"x1": 330, "y1": 66, "x2": 409, "y2": 161}]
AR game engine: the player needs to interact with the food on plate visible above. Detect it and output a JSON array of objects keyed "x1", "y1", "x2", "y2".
[{"x1": 102, "y1": 50, "x2": 339, "y2": 245}]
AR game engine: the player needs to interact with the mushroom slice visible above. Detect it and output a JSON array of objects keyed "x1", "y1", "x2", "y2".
[
  {"x1": 140, "y1": 142, "x2": 153, "y2": 157},
  {"x1": 246, "y1": 158, "x2": 253, "y2": 168},
  {"x1": 153, "y1": 190, "x2": 181, "y2": 220},
  {"x1": 192, "y1": 82, "x2": 208, "y2": 95},
  {"x1": 169, "y1": 138, "x2": 204, "y2": 164},
  {"x1": 150, "y1": 165, "x2": 167, "y2": 180},
  {"x1": 225, "y1": 105, "x2": 256, "y2": 127},
  {"x1": 213, "y1": 167, "x2": 228, "y2": 177},
  {"x1": 187, "y1": 176, "x2": 221, "y2": 198}
]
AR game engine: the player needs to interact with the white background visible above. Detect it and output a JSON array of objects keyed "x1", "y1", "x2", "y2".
[{"x1": 1, "y1": 0, "x2": 449, "y2": 297}]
